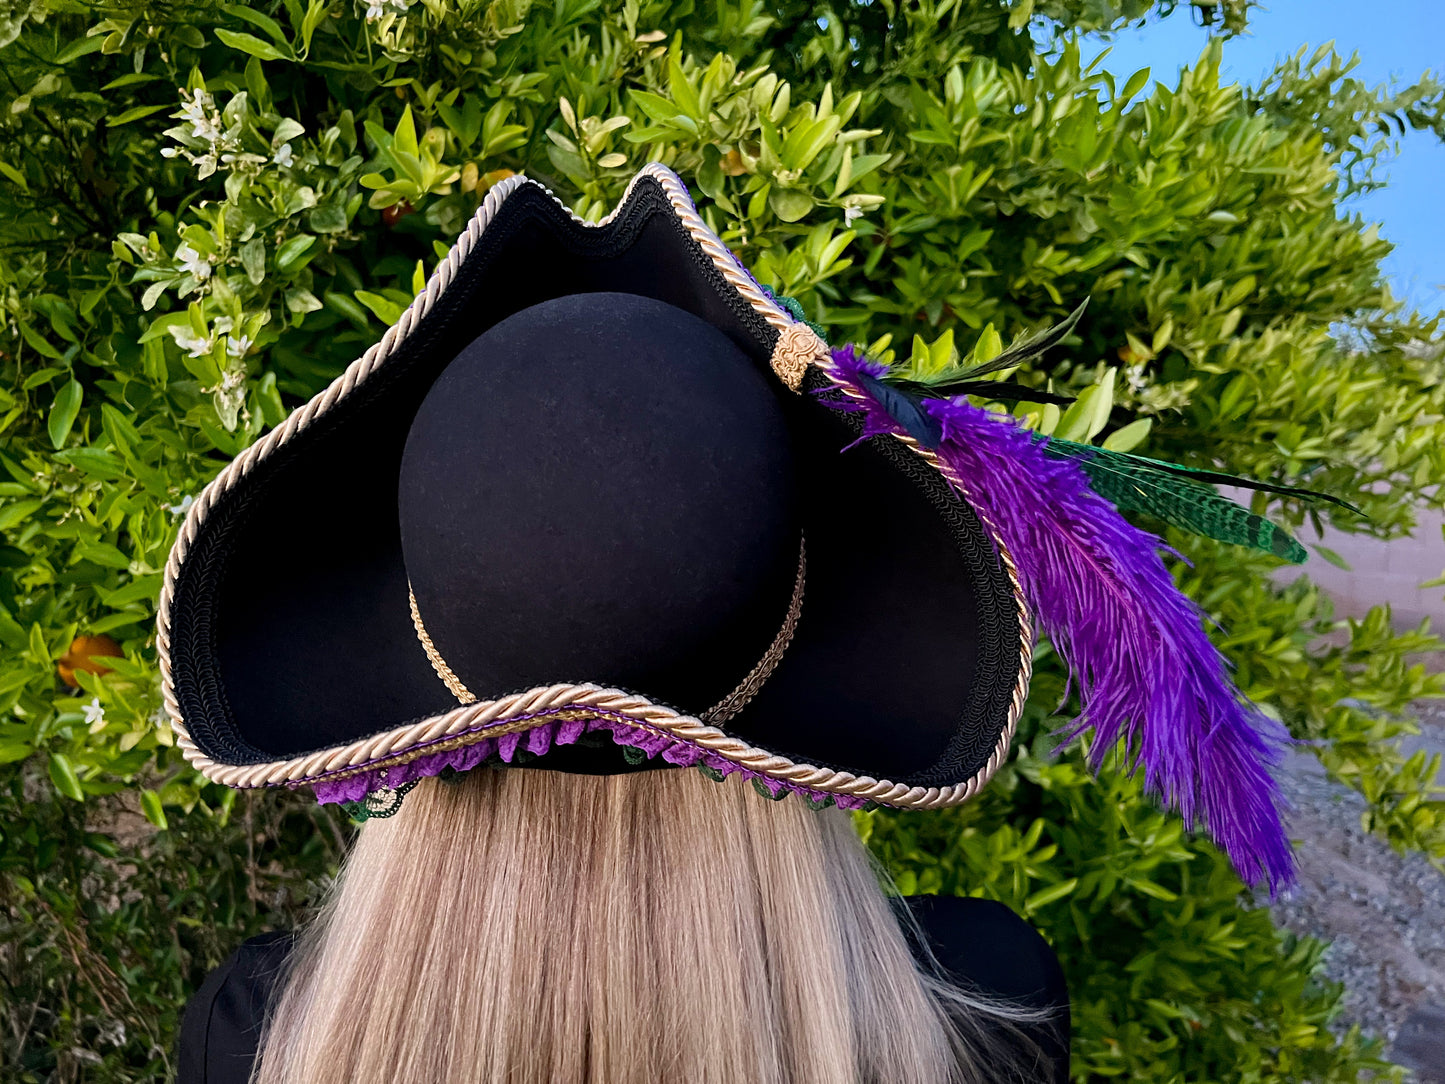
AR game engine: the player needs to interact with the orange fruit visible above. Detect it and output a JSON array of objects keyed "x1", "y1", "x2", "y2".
[{"x1": 58, "y1": 634, "x2": 123, "y2": 688}]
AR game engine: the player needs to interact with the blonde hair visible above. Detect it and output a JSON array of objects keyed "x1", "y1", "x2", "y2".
[{"x1": 253, "y1": 766, "x2": 1051, "y2": 1084}]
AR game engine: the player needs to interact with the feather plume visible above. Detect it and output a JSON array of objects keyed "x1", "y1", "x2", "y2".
[
  {"x1": 1040, "y1": 440, "x2": 1311, "y2": 562},
  {"x1": 824, "y1": 345, "x2": 1296, "y2": 893}
]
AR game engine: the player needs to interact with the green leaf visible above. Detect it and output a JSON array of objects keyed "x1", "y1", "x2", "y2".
[
  {"x1": 667, "y1": 58, "x2": 702, "y2": 118},
  {"x1": 140, "y1": 789, "x2": 169, "y2": 830},
  {"x1": 0, "y1": 159, "x2": 27, "y2": 191},
  {"x1": 240, "y1": 238, "x2": 265, "y2": 284},
  {"x1": 273, "y1": 117, "x2": 306, "y2": 143},
  {"x1": 19, "y1": 323, "x2": 62, "y2": 359},
  {"x1": 1102, "y1": 417, "x2": 1153, "y2": 453},
  {"x1": 630, "y1": 90, "x2": 680, "y2": 124},
  {"x1": 769, "y1": 188, "x2": 814, "y2": 222},
  {"x1": 48, "y1": 379, "x2": 83, "y2": 449},
  {"x1": 106, "y1": 104, "x2": 170, "y2": 126},
  {"x1": 22, "y1": 366, "x2": 62, "y2": 390},
  {"x1": 1313, "y1": 544, "x2": 1353, "y2": 571},
  {"x1": 968, "y1": 325, "x2": 999, "y2": 367},
  {"x1": 275, "y1": 234, "x2": 316, "y2": 272},
  {"x1": 215, "y1": 28, "x2": 291, "y2": 62},
  {"x1": 393, "y1": 106, "x2": 418, "y2": 158},
  {"x1": 55, "y1": 35, "x2": 106, "y2": 64},
  {"x1": 325, "y1": 291, "x2": 372, "y2": 330},
  {"x1": 354, "y1": 290, "x2": 407, "y2": 326},
  {"x1": 1121, "y1": 67, "x2": 1152, "y2": 103},
  {"x1": 0, "y1": 499, "x2": 43, "y2": 532},
  {"x1": 222, "y1": 4, "x2": 289, "y2": 45},
  {"x1": 1054, "y1": 385, "x2": 1103, "y2": 442},
  {"x1": 1025, "y1": 878, "x2": 1078, "y2": 911},
  {"x1": 72, "y1": 540, "x2": 130, "y2": 569},
  {"x1": 48, "y1": 753, "x2": 84, "y2": 802},
  {"x1": 54, "y1": 447, "x2": 127, "y2": 479}
]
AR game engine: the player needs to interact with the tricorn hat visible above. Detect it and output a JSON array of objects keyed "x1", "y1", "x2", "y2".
[{"x1": 159, "y1": 164, "x2": 1322, "y2": 891}]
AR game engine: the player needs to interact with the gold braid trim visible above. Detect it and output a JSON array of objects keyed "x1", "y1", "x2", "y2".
[
  {"x1": 408, "y1": 586, "x2": 477, "y2": 703},
  {"x1": 407, "y1": 537, "x2": 807, "y2": 721},
  {"x1": 701, "y1": 536, "x2": 806, "y2": 724}
]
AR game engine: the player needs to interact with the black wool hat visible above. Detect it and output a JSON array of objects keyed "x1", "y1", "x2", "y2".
[{"x1": 159, "y1": 165, "x2": 1028, "y2": 816}]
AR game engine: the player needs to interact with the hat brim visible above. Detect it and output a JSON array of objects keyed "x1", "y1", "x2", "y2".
[{"x1": 158, "y1": 165, "x2": 1032, "y2": 811}]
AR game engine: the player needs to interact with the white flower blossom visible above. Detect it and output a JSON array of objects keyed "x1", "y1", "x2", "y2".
[
  {"x1": 167, "y1": 494, "x2": 194, "y2": 517},
  {"x1": 178, "y1": 88, "x2": 213, "y2": 128},
  {"x1": 366, "y1": 0, "x2": 412, "y2": 20},
  {"x1": 212, "y1": 362, "x2": 249, "y2": 431},
  {"x1": 167, "y1": 325, "x2": 212, "y2": 358},
  {"x1": 175, "y1": 242, "x2": 211, "y2": 281},
  {"x1": 844, "y1": 205, "x2": 864, "y2": 226},
  {"x1": 163, "y1": 87, "x2": 250, "y2": 180},
  {"x1": 83, "y1": 698, "x2": 106, "y2": 733},
  {"x1": 272, "y1": 142, "x2": 294, "y2": 168},
  {"x1": 226, "y1": 334, "x2": 253, "y2": 358}
]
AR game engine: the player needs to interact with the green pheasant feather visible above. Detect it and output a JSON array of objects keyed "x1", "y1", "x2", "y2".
[{"x1": 1039, "y1": 438, "x2": 1361, "y2": 563}]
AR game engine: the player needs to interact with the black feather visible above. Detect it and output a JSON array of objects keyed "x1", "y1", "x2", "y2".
[
  {"x1": 883, "y1": 377, "x2": 1076, "y2": 406},
  {"x1": 854, "y1": 372, "x2": 943, "y2": 449},
  {"x1": 963, "y1": 297, "x2": 1090, "y2": 377}
]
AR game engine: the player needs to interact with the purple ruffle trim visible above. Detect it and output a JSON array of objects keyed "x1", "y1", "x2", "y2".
[{"x1": 306, "y1": 711, "x2": 871, "y2": 811}]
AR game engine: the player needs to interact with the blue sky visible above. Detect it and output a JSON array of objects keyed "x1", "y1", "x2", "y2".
[{"x1": 1081, "y1": 1, "x2": 1444, "y2": 317}]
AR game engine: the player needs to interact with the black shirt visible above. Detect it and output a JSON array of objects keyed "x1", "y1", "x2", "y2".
[{"x1": 178, "y1": 895, "x2": 1069, "y2": 1083}]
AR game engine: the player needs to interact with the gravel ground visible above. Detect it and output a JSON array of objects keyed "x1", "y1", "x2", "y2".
[{"x1": 1268, "y1": 701, "x2": 1445, "y2": 1078}]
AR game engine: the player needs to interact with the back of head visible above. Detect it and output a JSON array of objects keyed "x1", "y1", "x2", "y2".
[{"x1": 252, "y1": 769, "x2": 1031, "y2": 1084}]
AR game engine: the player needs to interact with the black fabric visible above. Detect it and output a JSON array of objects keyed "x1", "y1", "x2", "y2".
[
  {"x1": 901, "y1": 895, "x2": 1071, "y2": 1082},
  {"x1": 399, "y1": 294, "x2": 799, "y2": 713},
  {"x1": 177, "y1": 899, "x2": 1068, "y2": 1083},
  {"x1": 167, "y1": 173, "x2": 1022, "y2": 789},
  {"x1": 178, "y1": 930, "x2": 293, "y2": 1084}
]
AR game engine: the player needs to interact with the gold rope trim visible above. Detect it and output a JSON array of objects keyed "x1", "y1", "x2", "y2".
[{"x1": 317, "y1": 709, "x2": 599, "y2": 784}]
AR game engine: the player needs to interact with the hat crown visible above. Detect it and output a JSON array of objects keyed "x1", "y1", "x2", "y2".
[{"x1": 398, "y1": 293, "x2": 799, "y2": 714}]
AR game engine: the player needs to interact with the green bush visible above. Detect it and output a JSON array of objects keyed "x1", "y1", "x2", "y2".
[{"x1": 1, "y1": 1, "x2": 1442, "y2": 1079}]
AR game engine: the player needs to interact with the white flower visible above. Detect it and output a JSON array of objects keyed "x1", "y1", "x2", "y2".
[
  {"x1": 167, "y1": 494, "x2": 194, "y2": 517},
  {"x1": 167, "y1": 325, "x2": 212, "y2": 358},
  {"x1": 366, "y1": 0, "x2": 411, "y2": 19},
  {"x1": 83, "y1": 698, "x2": 106, "y2": 733},
  {"x1": 844, "y1": 206, "x2": 864, "y2": 226},
  {"x1": 178, "y1": 88, "x2": 213, "y2": 126},
  {"x1": 225, "y1": 334, "x2": 253, "y2": 359},
  {"x1": 160, "y1": 147, "x2": 179, "y2": 158},
  {"x1": 175, "y1": 242, "x2": 211, "y2": 281},
  {"x1": 272, "y1": 142, "x2": 294, "y2": 168}
]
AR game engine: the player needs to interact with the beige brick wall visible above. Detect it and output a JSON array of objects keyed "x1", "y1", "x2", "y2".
[{"x1": 1273, "y1": 508, "x2": 1445, "y2": 630}]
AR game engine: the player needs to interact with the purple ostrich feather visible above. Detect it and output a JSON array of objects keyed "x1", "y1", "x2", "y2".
[{"x1": 824, "y1": 345, "x2": 1295, "y2": 894}]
